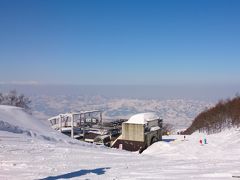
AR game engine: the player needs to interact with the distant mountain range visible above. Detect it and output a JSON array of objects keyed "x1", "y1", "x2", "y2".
[
  {"x1": 0, "y1": 84, "x2": 215, "y2": 129},
  {"x1": 30, "y1": 95, "x2": 212, "y2": 129}
]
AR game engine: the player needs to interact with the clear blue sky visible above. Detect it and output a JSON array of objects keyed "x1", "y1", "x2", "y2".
[{"x1": 0, "y1": 0, "x2": 240, "y2": 85}]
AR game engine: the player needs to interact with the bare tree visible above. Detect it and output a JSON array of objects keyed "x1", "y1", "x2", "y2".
[
  {"x1": 0, "y1": 93, "x2": 3, "y2": 104},
  {"x1": 184, "y1": 96, "x2": 240, "y2": 134},
  {"x1": 0, "y1": 90, "x2": 31, "y2": 113},
  {"x1": 16, "y1": 93, "x2": 31, "y2": 112},
  {"x1": 6, "y1": 90, "x2": 18, "y2": 106},
  {"x1": 162, "y1": 123, "x2": 174, "y2": 135}
]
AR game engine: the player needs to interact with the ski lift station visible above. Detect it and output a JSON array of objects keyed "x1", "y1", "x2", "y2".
[
  {"x1": 48, "y1": 111, "x2": 163, "y2": 152},
  {"x1": 48, "y1": 110, "x2": 103, "y2": 139}
]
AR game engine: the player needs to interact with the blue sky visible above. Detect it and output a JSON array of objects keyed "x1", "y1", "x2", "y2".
[{"x1": 0, "y1": 0, "x2": 240, "y2": 85}]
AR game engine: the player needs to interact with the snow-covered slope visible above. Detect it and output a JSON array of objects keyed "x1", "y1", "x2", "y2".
[
  {"x1": 0, "y1": 105, "x2": 240, "y2": 179},
  {"x1": 0, "y1": 105, "x2": 85, "y2": 143},
  {"x1": 143, "y1": 130, "x2": 240, "y2": 179},
  {"x1": 0, "y1": 105, "x2": 50, "y2": 134}
]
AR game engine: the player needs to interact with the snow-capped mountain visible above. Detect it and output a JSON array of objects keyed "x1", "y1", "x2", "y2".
[{"x1": 30, "y1": 95, "x2": 212, "y2": 129}]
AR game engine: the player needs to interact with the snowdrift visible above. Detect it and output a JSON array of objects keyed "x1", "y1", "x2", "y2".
[
  {"x1": 0, "y1": 105, "x2": 75, "y2": 142},
  {"x1": 144, "y1": 128, "x2": 240, "y2": 161}
]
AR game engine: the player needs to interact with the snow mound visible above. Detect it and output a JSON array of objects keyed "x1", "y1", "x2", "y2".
[
  {"x1": 143, "y1": 129, "x2": 240, "y2": 160},
  {"x1": 0, "y1": 105, "x2": 73, "y2": 142},
  {"x1": 126, "y1": 112, "x2": 159, "y2": 124}
]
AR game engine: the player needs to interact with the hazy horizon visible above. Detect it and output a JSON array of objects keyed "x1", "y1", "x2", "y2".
[{"x1": 0, "y1": 84, "x2": 239, "y2": 101}]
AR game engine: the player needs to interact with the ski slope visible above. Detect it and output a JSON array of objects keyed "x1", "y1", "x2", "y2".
[{"x1": 0, "y1": 105, "x2": 240, "y2": 179}]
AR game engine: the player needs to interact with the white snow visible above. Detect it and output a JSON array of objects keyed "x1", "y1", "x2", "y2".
[
  {"x1": 0, "y1": 105, "x2": 87, "y2": 143},
  {"x1": 150, "y1": 126, "x2": 161, "y2": 131},
  {"x1": 0, "y1": 105, "x2": 240, "y2": 179},
  {"x1": 126, "y1": 112, "x2": 159, "y2": 124}
]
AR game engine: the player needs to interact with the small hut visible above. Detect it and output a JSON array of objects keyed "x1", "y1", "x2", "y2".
[{"x1": 112, "y1": 112, "x2": 162, "y2": 152}]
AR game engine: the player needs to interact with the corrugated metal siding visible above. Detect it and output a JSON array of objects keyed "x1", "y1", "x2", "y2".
[{"x1": 122, "y1": 123, "x2": 144, "y2": 142}]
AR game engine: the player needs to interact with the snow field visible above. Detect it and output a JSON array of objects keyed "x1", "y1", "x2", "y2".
[{"x1": 0, "y1": 105, "x2": 240, "y2": 179}]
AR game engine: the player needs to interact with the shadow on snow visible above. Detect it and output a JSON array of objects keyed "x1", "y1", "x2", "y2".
[
  {"x1": 41, "y1": 167, "x2": 110, "y2": 180},
  {"x1": 162, "y1": 138, "x2": 176, "y2": 142}
]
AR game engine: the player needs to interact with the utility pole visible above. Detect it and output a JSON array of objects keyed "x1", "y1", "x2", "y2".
[{"x1": 71, "y1": 114, "x2": 74, "y2": 138}]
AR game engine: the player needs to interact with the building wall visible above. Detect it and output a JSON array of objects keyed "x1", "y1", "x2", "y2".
[
  {"x1": 111, "y1": 139, "x2": 145, "y2": 152},
  {"x1": 147, "y1": 120, "x2": 159, "y2": 128},
  {"x1": 112, "y1": 122, "x2": 162, "y2": 152},
  {"x1": 122, "y1": 123, "x2": 144, "y2": 142},
  {"x1": 145, "y1": 129, "x2": 162, "y2": 147}
]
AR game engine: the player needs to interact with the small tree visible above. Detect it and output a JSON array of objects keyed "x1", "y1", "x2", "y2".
[
  {"x1": 0, "y1": 90, "x2": 31, "y2": 113},
  {"x1": 16, "y1": 93, "x2": 31, "y2": 113},
  {"x1": 162, "y1": 123, "x2": 174, "y2": 135},
  {"x1": 6, "y1": 90, "x2": 18, "y2": 106},
  {"x1": 0, "y1": 93, "x2": 3, "y2": 104}
]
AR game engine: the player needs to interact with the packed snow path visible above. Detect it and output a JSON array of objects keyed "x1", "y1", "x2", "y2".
[{"x1": 0, "y1": 105, "x2": 240, "y2": 179}]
